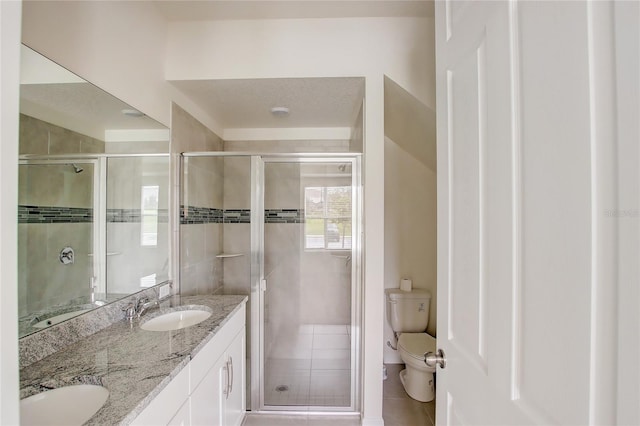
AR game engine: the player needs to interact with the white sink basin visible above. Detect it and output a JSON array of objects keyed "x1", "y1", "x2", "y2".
[
  {"x1": 140, "y1": 309, "x2": 211, "y2": 332},
  {"x1": 20, "y1": 384, "x2": 109, "y2": 426}
]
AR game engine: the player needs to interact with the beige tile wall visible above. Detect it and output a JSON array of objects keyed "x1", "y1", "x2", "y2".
[
  {"x1": 19, "y1": 222, "x2": 93, "y2": 315},
  {"x1": 18, "y1": 163, "x2": 95, "y2": 317},
  {"x1": 19, "y1": 114, "x2": 105, "y2": 155},
  {"x1": 172, "y1": 103, "x2": 224, "y2": 296},
  {"x1": 106, "y1": 157, "x2": 170, "y2": 294},
  {"x1": 18, "y1": 114, "x2": 104, "y2": 317}
]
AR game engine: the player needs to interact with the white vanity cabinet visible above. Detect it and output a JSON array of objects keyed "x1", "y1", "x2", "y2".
[{"x1": 131, "y1": 304, "x2": 246, "y2": 426}]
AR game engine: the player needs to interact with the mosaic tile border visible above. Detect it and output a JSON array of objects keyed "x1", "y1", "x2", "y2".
[
  {"x1": 180, "y1": 207, "x2": 305, "y2": 224},
  {"x1": 18, "y1": 205, "x2": 92, "y2": 223},
  {"x1": 265, "y1": 209, "x2": 305, "y2": 223},
  {"x1": 180, "y1": 206, "x2": 223, "y2": 224},
  {"x1": 18, "y1": 206, "x2": 169, "y2": 224},
  {"x1": 223, "y1": 209, "x2": 251, "y2": 223},
  {"x1": 107, "y1": 209, "x2": 169, "y2": 223}
]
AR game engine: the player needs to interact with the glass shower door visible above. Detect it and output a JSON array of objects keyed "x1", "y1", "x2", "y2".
[{"x1": 261, "y1": 158, "x2": 358, "y2": 410}]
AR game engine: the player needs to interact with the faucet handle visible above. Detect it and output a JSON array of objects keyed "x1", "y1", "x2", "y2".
[
  {"x1": 135, "y1": 297, "x2": 149, "y2": 311},
  {"x1": 122, "y1": 302, "x2": 136, "y2": 321}
]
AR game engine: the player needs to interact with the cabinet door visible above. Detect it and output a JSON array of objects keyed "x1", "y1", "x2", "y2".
[
  {"x1": 190, "y1": 355, "x2": 226, "y2": 426},
  {"x1": 168, "y1": 399, "x2": 190, "y2": 426},
  {"x1": 224, "y1": 330, "x2": 246, "y2": 426}
]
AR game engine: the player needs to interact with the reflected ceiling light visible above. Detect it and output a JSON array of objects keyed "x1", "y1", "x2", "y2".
[
  {"x1": 270, "y1": 106, "x2": 290, "y2": 116},
  {"x1": 121, "y1": 108, "x2": 145, "y2": 118}
]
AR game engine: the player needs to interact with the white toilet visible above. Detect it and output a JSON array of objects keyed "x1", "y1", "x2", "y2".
[{"x1": 385, "y1": 288, "x2": 436, "y2": 402}]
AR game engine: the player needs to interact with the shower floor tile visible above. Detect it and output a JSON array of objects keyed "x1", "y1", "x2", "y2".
[{"x1": 265, "y1": 324, "x2": 351, "y2": 408}]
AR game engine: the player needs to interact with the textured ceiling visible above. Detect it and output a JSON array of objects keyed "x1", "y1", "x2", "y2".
[
  {"x1": 155, "y1": 1, "x2": 433, "y2": 21},
  {"x1": 21, "y1": 82, "x2": 167, "y2": 132},
  {"x1": 170, "y1": 77, "x2": 365, "y2": 129}
]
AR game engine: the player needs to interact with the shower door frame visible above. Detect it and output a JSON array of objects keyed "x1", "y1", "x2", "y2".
[
  {"x1": 180, "y1": 152, "x2": 363, "y2": 414},
  {"x1": 254, "y1": 154, "x2": 362, "y2": 414}
]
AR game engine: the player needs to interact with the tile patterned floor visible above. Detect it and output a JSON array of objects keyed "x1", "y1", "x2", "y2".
[
  {"x1": 383, "y1": 363, "x2": 435, "y2": 426},
  {"x1": 243, "y1": 363, "x2": 436, "y2": 426},
  {"x1": 264, "y1": 324, "x2": 351, "y2": 407}
]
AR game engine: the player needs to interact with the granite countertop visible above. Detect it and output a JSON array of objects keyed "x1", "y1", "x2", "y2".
[{"x1": 19, "y1": 294, "x2": 248, "y2": 425}]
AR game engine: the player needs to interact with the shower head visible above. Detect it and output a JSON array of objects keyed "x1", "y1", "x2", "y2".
[{"x1": 71, "y1": 164, "x2": 83, "y2": 174}]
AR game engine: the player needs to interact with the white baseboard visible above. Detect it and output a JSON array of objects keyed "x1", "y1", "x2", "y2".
[{"x1": 361, "y1": 417, "x2": 385, "y2": 426}]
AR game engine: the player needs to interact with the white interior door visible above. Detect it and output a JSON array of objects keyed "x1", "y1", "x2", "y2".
[{"x1": 435, "y1": 1, "x2": 639, "y2": 425}]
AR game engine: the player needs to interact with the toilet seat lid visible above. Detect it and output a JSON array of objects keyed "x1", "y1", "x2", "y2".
[{"x1": 398, "y1": 333, "x2": 436, "y2": 359}]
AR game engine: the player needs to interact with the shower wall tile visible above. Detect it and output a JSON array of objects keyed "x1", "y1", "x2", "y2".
[
  {"x1": 171, "y1": 103, "x2": 223, "y2": 153},
  {"x1": 203, "y1": 222, "x2": 223, "y2": 259},
  {"x1": 265, "y1": 163, "x2": 301, "y2": 209},
  {"x1": 106, "y1": 223, "x2": 170, "y2": 294},
  {"x1": 22, "y1": 223, "x2": 93, "y2": 314},
  {"x1": 180, "y1": 223, "x2": 222, "y2": 296},
  {"x1": 180, "y1": 223, "x2": 207, "y2": 268},
  {"x1": 107, "y1": 157, "x2": 170, "y2": 210},
  {"x1": 264, "y1": 223, "x2": 302, "y2": 342},
  {"x1": 300, "y1": 252, "x2": 351, "y2": 326},
  {"x1": 19, "y1": 114, "x2": 106, "y2": 156},
  {"x1": 48, "y1": 125, "x2": 82, "y2": 154},
  {"x1": 105, "y1": 157, "x2": 170, "y2": 296},
  {"x1": 222, "y1": 224, "x2": 250, "y2": 295},
  {"x1": 171, "y1": 104, "x2": 224, "y2": 293},
  {"x1": 183, "y1": 156, "x2": 223, "y2": 209},
  {"x1": 180, "y1": 257, "x2": 219, "y2": 296},
  {"x1": 19, "y1": 114, "x2": 49, "y2": 155},
  {"x1": 223, "y1": 156, "x2": 251, "y2": 209},
  {"x1": 19, "y1": 164, "x2": 92, "y2": 208}
]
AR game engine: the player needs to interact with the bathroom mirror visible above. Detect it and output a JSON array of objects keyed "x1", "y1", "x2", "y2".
[{"x1": 18, "y1": 45, "x2": 170, "y2": 337}]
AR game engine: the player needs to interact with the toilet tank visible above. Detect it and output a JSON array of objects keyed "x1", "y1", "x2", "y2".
[{"x1": 385, "y1": 288, "x2": 431, "y2": 333}]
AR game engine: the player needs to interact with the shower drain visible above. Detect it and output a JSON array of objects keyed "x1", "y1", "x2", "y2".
[{"x1": 275, "y1": 385, "x2": 289, "y2": 392}]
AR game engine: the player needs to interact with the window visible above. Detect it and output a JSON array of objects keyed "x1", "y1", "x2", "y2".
[
  {"x1": 304, "y1": 186, "x2": 351, "y2": 250},
  {"x1": 141, "y1": 185, "x2": 159, "y2": 246}
]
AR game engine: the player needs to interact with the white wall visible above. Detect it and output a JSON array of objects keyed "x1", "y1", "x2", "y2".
[
  {"x1": 166, "y1": 17, "x2": 434, "y2": 423},
  {"x1": 384, "y1": 137, "x2": 437, "y2": 363},
  {"x1": 166, "y1": 17, "x2": 435, "y2": 109},
  {"x1": 0, "y1": 1, "x2": 22, "y2": 423}
]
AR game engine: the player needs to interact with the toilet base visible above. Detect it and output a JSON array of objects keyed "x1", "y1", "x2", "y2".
[{"x1": 399, "y1": 368, "x2": 435, "y2": 402}]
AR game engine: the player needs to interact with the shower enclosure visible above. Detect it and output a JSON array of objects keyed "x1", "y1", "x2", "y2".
[{"x1": 180, "y1": 153, "x2": 362, "y2": 413}]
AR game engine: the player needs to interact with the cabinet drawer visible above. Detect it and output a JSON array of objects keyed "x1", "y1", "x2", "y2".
[{"x1": 189, "y1": 305, "x2": 245, "y2": 393}]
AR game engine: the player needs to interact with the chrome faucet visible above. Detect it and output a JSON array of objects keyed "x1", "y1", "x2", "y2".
[
  {"x1": 122, "y1": 296, "x2": 159, "y2": 321},
  {"x1": 135, "y1": 297, "x2": 159, "y2": 317}
]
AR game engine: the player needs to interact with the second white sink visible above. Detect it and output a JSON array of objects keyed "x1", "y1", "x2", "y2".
[
  {"x1": 140, "y1": 308, "x2": 211, "y2": 332},
  {"x1": 21, "y1": 384, "x2": 109, "y2": 426}
]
